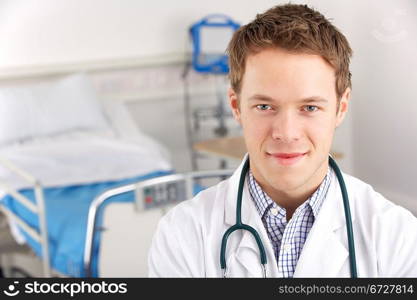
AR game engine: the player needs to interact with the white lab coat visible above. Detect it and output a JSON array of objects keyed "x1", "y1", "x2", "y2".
[{"x1": 148, "y1": 157, "x2": 417, "y2": 277}]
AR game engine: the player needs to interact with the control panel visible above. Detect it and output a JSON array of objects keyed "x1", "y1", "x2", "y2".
[{"x1": 140, "y1": 181, "x2": 187, "y2": 210}]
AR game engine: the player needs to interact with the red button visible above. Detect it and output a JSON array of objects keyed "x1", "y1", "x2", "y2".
[{"x1": 145, "y1": 196, "x2": 153, "y2": 203}]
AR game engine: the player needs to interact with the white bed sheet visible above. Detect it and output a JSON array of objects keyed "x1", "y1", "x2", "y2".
[
  {"x1": 0, "y1": 129, "x2": 172, "y2": 246},
  {"x1": 0, "y1": 130, "x2": 172, "y2": 195}
]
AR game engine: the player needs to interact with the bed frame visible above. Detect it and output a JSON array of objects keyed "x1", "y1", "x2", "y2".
[
  {"x1": 0, "y1": 158, "x2": 51, "y2": 277},
  {"x1": 83, "y1": 168, "x2": 233, "y2": 277},
  {"x1": 0, "y1": 155, "x2": 234, "y2": 277}
]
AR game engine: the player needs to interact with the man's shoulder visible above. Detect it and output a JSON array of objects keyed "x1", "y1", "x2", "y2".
[
  {"x1": 342, "y1": 172, "x2": 416, "y2": 220},
  {"x1": 343, "y1": 173, "x2": 391, "y2": 207},
  {"x1": 342, "y1": 172, "x2": 374, "y2": 191}
]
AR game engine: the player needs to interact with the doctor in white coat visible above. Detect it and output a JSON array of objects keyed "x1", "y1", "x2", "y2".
[{"x1": 148, "y1": 4, "x2": 417, "y2": 277}]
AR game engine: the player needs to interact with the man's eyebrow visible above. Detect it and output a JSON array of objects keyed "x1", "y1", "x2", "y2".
[
  {"x1": 299, "y1": 96, "x2": 329, "y2": 103},
  {"x1": 247, "y1": 94, "x2": 329, "y2": 103},
  {"x1": 247, "y1": 94, "x2": 275, "y2": 102}
]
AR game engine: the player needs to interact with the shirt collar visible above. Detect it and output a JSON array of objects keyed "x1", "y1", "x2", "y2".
[{"x1": 248, "y1": 166, "x2": 333, "y2": 219}]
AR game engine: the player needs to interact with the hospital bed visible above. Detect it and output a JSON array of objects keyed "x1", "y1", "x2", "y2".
[
  {"x1": 83, "y1": 168, "x2": 233, "y2": 277},
  {"x1": 0, "y1": 73, "x2": 179, "y2": 277},
  {"x1": 0, "y1": 154, "x2": 232, "y2": 277}
]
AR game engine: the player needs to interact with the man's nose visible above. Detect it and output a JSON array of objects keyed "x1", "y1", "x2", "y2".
[{"x1": 271, "y1": 110, "x2": 302, "y2": 142}]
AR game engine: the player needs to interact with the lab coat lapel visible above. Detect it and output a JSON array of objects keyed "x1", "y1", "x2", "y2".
[
  {"x1": 223, "y1": 156, "x2": 278, "y2": 277},
  {"x1": 234, "y1": 189, "x2": 277, "y2": 277},
  {"x1": 293, "y1": 171, "x2": 355, "y2": 277}
]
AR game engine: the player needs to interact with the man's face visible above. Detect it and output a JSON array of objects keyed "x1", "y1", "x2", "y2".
[{"x1": 229, "y1": 47, "x2": 349, "y2": 195}]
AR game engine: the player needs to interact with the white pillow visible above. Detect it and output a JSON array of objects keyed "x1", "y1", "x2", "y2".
[
  {"x1": 0, "y1": 73, "x2": 111, "y2": 145},
  {"x1": 101, "y1": 98, "x2": 142, "y2": 138}
]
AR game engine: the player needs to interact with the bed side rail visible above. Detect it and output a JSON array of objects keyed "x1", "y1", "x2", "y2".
[
  {"x1": 0, "y1": 157, "x2": 51, "y2": 277},
  {"x1": 84, "y1": 168, "x2": 234, "y2": 277}
]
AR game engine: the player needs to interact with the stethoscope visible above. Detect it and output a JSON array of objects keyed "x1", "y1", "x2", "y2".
[{"x1": 220, "y1": 155, "x2": 357, "y2": 278}]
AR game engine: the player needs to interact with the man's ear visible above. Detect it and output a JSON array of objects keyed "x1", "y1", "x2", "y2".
[
  {"x1": 228, "y1": 88, "x2": 241, "y2": 124},
  {"x1": 336, "y1": 88, "x2": 350, "y2": 128}
]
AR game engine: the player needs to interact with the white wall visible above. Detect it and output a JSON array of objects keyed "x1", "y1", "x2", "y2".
[
  {"x1": 0, "y1": 0, "x2": 280, "y2": 69},
  {"x1": 344, "y1": 0, "x2": 417, "y2": 213},
  {"x1": 0, "y1": 0, "x2": 416, "y2": 212}
]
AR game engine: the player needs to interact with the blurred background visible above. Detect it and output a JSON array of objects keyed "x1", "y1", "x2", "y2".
[{"x1": 0, "y1": 0, "x2": 415, "y2": 278}]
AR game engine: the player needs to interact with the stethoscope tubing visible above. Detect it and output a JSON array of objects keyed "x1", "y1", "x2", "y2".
[
  {"x1": 220, "y1": 156, "x2": 357, "y2": 278},
  {"x1": 329, "y1": 157, "x2": 357, "y2": 277}
]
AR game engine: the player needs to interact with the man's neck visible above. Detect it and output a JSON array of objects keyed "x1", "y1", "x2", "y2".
[
  {"x1": 264, "y1": 183, "x2": 321, "y2": 220},
  {"x1": 256, "y1": 164, "x2": 328, "y2": 220}
]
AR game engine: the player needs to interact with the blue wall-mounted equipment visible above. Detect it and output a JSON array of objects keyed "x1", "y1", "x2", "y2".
[{"x1": 189, "y1": 14, "x2": 240, "y2": 74}]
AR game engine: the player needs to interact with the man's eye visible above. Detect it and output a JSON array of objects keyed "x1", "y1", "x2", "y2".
[
  {"x1": 256, "y1": 104, "x2": 272, "y2": 111},
  {"x1": 303, "y1": 105, "x2": 318, "y2": 112}
]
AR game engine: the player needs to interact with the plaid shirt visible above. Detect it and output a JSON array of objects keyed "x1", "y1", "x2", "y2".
[{"x1": 248, "y1": 167, "x2": 333, "y2": 277}]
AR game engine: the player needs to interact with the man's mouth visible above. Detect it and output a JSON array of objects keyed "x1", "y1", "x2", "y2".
[{"x1": 268, "y1": 152, "x2": 307, "y2": 166}]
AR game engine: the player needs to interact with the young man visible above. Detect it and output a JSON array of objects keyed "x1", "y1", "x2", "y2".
[{"x1": 148, "y1": 4, "x2": 417, "y2": 277}]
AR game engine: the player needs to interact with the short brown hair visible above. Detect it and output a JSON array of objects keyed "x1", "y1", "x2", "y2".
[{"x1": 227, "y1": 3, "x2": 352, "y2": 99}]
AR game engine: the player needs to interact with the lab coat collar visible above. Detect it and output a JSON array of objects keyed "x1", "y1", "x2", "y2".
[
  {"x1": 223, "y1": 155, "x2": 356, "y2": 277},
  {"x1": 293, "y1": 168, "x2": 355, "y2": 276},
  {"x1": 224, "y1": 155, "x2": 356, "y2": 228}
]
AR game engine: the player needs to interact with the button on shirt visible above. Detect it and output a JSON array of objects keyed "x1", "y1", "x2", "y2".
[{"x1": 248, "y1": 168, "x2": 333, "y2": 278}]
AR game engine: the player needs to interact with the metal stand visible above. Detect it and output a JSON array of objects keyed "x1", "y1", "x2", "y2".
[
  {"x1": 182, "y1": 62, "x2": 199, "y2": 171},
  {"x1": 182, "y1": 64, "x2": 231, "y2": 171}
]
